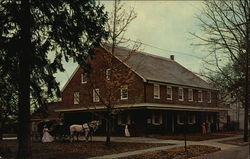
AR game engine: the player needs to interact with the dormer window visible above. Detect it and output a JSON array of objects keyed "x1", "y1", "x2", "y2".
[
  {"x1": 106, "y1": 68, "x2": 111, "y2": 80},
  {"x1": 198, "y1": 90, "x2": 203, "y2": 102},
  {"x1": 178, "y1": 87, "x2": 184, "y2": 101},
  {"x1": 154, "y1": 84, "x2": 160, "y2": 99},
  {"x1": 81, "y1": 73, "x2": 87, "y2": 84}
]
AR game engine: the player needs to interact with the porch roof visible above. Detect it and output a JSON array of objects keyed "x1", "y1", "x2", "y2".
[{"x1": 54, "y1": 103, "x2": 230, "y2": 113}]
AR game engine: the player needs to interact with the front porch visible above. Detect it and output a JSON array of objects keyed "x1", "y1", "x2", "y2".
[{"x1": 62, "y1": 109, "x2": 221, "y2": 136}]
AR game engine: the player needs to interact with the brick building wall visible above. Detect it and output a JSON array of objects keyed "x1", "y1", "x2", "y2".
[
  {"x1": 61, "y1": 47, "x2": 218, "y2": 110},
  {"x1": 61, "y1": 47, "x2": 145, "y2": 109},
  {"x1": 145, "y1": 83, "x2": 218, "y2": 107}
]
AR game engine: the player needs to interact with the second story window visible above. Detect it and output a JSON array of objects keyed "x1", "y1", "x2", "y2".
[
  {"x1": 73, "y1": 92, "x2": 80, "y2": 104},
  {"x1": 81, "y1": 73, "x2": 87, "y2": 84},
  {"x1": 178, "y1": 87, "x2": 184, "y2": 101},
  {"x1": 154, "y1": 84, "x2": 160, "y2": 99},
  {"x1": 167, "y1": 86, "x2": 172, "y2": 100},
  {"x1": 207, "y1": 91, "x2": 211, "y2": 103},
  {"x1": 93, "y1": 89, "x2": 100, "y2": 102},
  {"x1": 121, "y1": 85, "x2": 128, "y2": 100},
  {"x1": 198, "y1": 90, "x2": 203, "y2": 102},
  {"x1": 188, "y1": 89, "x2": 193, "y2": 101},
  {"x1": 106, "y1": 68, "x2": 111, "y2": 80}
]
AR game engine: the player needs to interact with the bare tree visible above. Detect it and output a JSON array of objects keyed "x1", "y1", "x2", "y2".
[
  {"x1": 192, "y1": 0, "x2": 250, "y2": 141},
  {"x1": 84, "y1": 0, "x2": 141, "y2": 146}
]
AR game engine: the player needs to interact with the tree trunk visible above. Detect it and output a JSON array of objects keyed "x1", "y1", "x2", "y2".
[
  {"x1": 17, "y1": 0, "x2": 32, "y2": 158},
  {"x1": 105, "y1": 117, "x2": 111, "y2": 146},
  {"x1": 244, "y1": 4, "x2": 250, "y2": 142},
  {"x1": 0, "y1": 120, "x2": 4, "y2": 141}
]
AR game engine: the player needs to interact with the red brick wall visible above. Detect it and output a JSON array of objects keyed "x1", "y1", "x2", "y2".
[
  {"x1": 145, "y1": 83, "x2": 218, "y2": 107},
  {"x1": 61, "y1": 47, "x2": 145, "y2": 109},
  {"x1": 61, "y1": 47, "x2": 219, "y2": 109}
]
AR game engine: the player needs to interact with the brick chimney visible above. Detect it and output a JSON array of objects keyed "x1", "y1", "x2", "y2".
[{"x1": 170, "y1": 55, "x2": 174, "y2": 60}]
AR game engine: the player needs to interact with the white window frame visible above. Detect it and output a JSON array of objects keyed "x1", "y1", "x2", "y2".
[
  {"x1": 152, "y1": 112, "x2": 163, "y2": 125},
  {"x1": 167, "y1": 86, "x2": 172, "y2": 100},
  {"x1": 93, "y1": 89, "x2": 100, "y2": 102},
  {"x1": 73, "y1": 92, "x2": 80, "y2": 104},
  {"x1": 177, "y1": 113, "x2": 185, "y2": 125},
  {"x1": 121, "y1": 85, "x2": 128, "y2": 100},
  {"x1": 188, "y1": 114, "x2": 196, "y2": 125},
  {"x1": 198, "y1": 90, "x2": 203, "y2": 102},
  {"x1": 178, "y1": 87, "x2": 184, "y2": 101},
  {"x1": 81, "y1": 73, "x2": 87, "y2": 84},
  {"x1": 106, "y1": 68, "x2": 111, "y2": 81},
  {"x1": 188, "y1": 89, "x2": 193, "y2": 101},
  {"x1": 154, "y1": 84, "x2": 160, "y2": 99},
  {"x1": 207, "y1": 91, "x2": 212, "y2": 103},
  {"x1": 118, "y1": 113, "x2": 131, "y2": 125}
]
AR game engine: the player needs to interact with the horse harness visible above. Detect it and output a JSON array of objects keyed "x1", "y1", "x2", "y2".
[{"x1": 81, "y1": 123, "x2": 90, "y2": 133}]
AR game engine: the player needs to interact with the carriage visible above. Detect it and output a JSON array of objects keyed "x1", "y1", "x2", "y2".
[{"x1": 35, "y1": 119, "x2": 101, "y2": 142}]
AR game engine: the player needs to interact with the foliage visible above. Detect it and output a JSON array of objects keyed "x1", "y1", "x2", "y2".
[
  {"x1": 193, "y1": 0, "x2": 250, "y2": 141},
  {"x1": 0, "y1": 0, "x2": 108, "y2": 157},
  {"x1": 84, "y1": 0, "x2": 140, "y2": 146}
]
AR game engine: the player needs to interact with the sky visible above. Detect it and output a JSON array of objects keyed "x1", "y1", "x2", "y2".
[{"x1": 55, "y1": 1, "x2": 208, "y2": 89}]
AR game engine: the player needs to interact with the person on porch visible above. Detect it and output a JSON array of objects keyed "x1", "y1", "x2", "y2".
[
  {"x1": 201, "y1": 122, "x2": 206, "y2": 135},
  {"x1": 124, "y1": 124, "x2": 130, "y2": 137}
]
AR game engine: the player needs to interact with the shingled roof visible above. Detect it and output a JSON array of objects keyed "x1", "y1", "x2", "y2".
[{"x1": 103, "y1": 45, "x2": 214, "y2": 90}]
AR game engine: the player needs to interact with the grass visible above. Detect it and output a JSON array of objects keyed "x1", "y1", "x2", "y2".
[
  {"x1": 119, "y1": 145, "x2": 221, "y2": 159},
  {"x1": 0, "y1": 140, "x2": 171, "y2": 159}
]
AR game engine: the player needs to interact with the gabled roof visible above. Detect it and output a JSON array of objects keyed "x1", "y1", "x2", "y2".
[{"x1": 103, "y1": 45, "x2": 214, "y2": 90}]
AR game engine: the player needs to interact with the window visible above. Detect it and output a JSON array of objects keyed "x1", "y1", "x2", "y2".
[
  {"x1": 152, "y1": 112, "x2": 163, "y2": 125},
  {"x1": 121, "y1": 85, "x2": 128, "y2": 100},
  {"x1": 188, "y1": 89, "x2": 193, "y2": 101},
  {"x1": 81, "y1": 73, "x2": 87, "y2": 84},
  {"x1": 106, "y1": 68, "x2": 111, "y2": 80},
  {"x1": 188, "y1": 114, "x2": 196, "y2": 124},
  {"x1": 93, "y1": 89, "x2": 100, "y2": 102},
  {"x1": 206, "y1": 115, "x2": 214, "y2": 123},
  {"x1": 73, "y1": 92, "x2": 80, "y2": 104},
  {"x1": 178, "y1": 88, "x2": 184, "y2": 101},
  {"x1": 118, "y1": 113, "x2": 131, "y2": 125},
  {"x1": 177, "y1": 113, "x2": 185, "y2": 125},
  {"x1": 167, "y1": 86, "x2": 172, "y2": 100},
  {"x1": 198, "y1": 90, "x2": 203, "y2": 102},
  {"x1": 154, "y1": 84, "x2": 160, "y2": 99},
  {"x1": 207, "y1": 91, "x2": 211, "y2": 103}
]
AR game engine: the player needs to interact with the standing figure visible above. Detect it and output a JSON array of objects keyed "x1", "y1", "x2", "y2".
[
  {"x1": 201, "y1": 122, "x2": 206, "y2": 135},
  {"x1": 207, "y1": 122, "x2": 211, "y2": 133},
  {"x1": 42, "y1": 125, "x2": 54, "y2": 143},
  {"x1": 124, "y1": 124, "x2": 130, "y2": 137}
]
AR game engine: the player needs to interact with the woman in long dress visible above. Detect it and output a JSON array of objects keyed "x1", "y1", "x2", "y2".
[
  {"x1": 42, "y1": 126, "x2": 54, "y2": 143},
  {"x1": 201, "y1": 122, "x2": 206, "y2": 135},
  {"x1": 124, "y1": 124, "x2": 130, "y2": 137}
]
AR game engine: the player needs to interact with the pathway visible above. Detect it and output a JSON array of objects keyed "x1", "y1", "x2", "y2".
[{"x1": 88, "y1": 135, "x2": 246, "y2": 159}]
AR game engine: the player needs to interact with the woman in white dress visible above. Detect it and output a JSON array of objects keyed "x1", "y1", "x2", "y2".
[
  {"x1": 124, "y1": 124, "x2": 130, "y2": 137},
  {"x1": 42, "y1": 126, "x2": 54, "y2": 143}
]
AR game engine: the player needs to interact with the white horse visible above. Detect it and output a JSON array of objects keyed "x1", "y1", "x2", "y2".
[{"x1": 69, "y1": 120, "x2": 100, "y2": 142}]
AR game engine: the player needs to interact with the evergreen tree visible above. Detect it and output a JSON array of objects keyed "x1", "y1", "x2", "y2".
[{"x1": 0, "y1": 0, "x2": 108, "y2": 158}]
